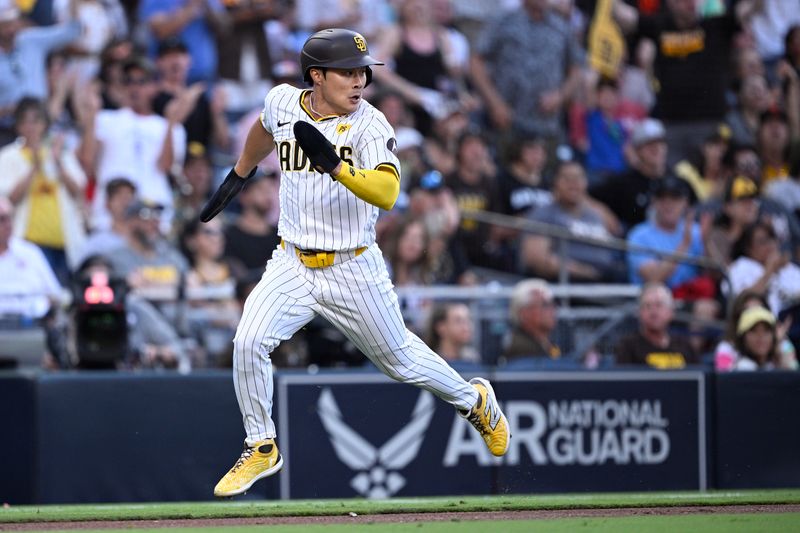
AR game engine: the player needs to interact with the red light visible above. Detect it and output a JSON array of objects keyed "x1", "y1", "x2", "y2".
[{"x1": 83, "y1": 271, "x2": 115, "y2": 304}]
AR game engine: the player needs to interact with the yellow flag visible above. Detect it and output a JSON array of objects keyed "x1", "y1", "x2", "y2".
[{"x1": 588, "y1": 0, "x2": 626, "y2": 78}]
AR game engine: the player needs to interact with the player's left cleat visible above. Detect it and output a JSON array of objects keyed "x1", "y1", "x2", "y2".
[
  {"x1": 214, "y1": 439, "x2": 283, "y2": 497},
  {"x1": 460, "y1": 377, "x2": 510, "y2": 456}
]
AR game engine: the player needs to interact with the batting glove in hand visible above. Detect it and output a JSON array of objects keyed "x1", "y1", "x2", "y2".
[
  {"x1": 200, "y1": 166, "x2": 256, "y2": 222},
  {"x1": 294, "y1": 121, "x2": 340, "y2": 178}
]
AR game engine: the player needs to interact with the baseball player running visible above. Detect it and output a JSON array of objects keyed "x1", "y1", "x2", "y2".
[{"x1": 203, "y1": 28, "x2": 509, "y2": 498}]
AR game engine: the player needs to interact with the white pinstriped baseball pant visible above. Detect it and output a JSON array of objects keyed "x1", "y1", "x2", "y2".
[{"x1": 233, "y1": 243, "x2": 479, "y2": 445}]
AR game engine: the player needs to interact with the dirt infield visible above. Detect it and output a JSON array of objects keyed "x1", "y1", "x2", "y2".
[{"x1": 2, "y1": 504, "x2": 799, "y2": 531}]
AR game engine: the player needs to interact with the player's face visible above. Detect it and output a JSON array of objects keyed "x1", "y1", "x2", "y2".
[{"x1": 316, "y1": 67, "x2": 367, "y2": 114}]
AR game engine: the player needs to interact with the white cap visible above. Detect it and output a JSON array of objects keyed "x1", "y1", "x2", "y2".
[
  {"x1": 631, "y1": 118, "x2": 666, "y2": 147},
  {"x1": 395, "y1": 128, "x2": 424, "y2": 152}
]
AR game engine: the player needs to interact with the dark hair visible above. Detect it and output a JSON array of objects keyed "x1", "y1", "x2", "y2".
[
  {"x1": 13, "y1": 97, "x2": 49, "y2": 129},
  {"x1": 733, "y1": 310, "x2": 779, "y2": 367},
  {"x1": 721, "y1": 142, "x2": 758, "y2": 171},
  {"x1": 501, "y1": 135, "x2": 543, "y2": 167},
  {"x1": 784, "y1": 25, "x2": 800, "y2": 62},
  {"x1": 730, "y1": 220, "x2": 777, "y2": 260},
  {"x1": 178, "y1": 217, "x2": 205, "y2": 267},
  {"x1": 724, "y1": 289, "x2": 769, "y2": 342},
  {"x1": 596, "y1": 75, "x2": 619, "y2": 91},
  {"x1": 383, "y1": 216, "x2": 436, "y2": 284},
  {"x1": 424, "y1": 302, "x2": 467, "y2": 353},
  {"x1": 552, "y1": 158, "x2": 585, "y2": 180},
  {"x1": 75, "y1": 254, "x2": 116, "y2": 277},
  {"x1": 105, "y1": 177, "x2": 136, "y2": 198}
]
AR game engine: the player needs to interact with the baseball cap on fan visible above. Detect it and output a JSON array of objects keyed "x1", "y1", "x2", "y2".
[{"x1": 631, "y1": 118, "x2": 666, "y2": 147}]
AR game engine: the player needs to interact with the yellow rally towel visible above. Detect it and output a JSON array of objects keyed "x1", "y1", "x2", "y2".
[{"x1": 587, "y1": 0, "x2": 626, "y2": 78}]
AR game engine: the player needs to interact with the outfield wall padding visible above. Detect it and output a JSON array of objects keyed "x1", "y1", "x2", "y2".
[{"x1": 0, "y1": 369, "x2": 797, "y2": 503}]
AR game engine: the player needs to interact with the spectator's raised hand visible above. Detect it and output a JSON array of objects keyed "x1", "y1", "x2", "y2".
[
  {"x1": 538, "y1": 89, "x2": 563, "y2": 115},
  {"x1": 488, "y1": 98, "x2": 513, "y2": 131},
  {"x1": 165, "y1": 82, "x2": 205, "y2": 124}
]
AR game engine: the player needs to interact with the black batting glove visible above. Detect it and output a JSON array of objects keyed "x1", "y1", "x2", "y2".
[
  {"x1": 294, "y1": 121, "x2": 341, "y2": 178},
  {"x1": 199, "y1": 166, "x2": 256, "y2": 222}
]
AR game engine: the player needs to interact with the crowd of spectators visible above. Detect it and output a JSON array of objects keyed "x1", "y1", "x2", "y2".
[{"x1": 1, "y1": 0, "x2": 799, "y2": 373}]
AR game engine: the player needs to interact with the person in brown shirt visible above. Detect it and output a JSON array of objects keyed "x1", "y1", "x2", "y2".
[
  {"x1": 502, "y1": 278, "x2": 561, "y2": 362},
  {"x1": 615, "y1": 282, "x2": 698, "y2": 369}
]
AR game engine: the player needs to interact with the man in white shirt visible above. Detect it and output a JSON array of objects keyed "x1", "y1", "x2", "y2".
[{"x1": 79, "y1": 57, "x2": 186, "y2": 230}]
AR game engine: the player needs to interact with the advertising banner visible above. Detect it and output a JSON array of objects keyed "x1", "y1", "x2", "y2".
[{"x1": 278, "y1": 371, "x2": 706, "y2": 499}]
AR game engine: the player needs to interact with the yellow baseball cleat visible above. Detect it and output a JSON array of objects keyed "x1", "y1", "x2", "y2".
[
  {"x1": 214, "y1": 439, "x2": 284, "y2": 497},
  {"x1": 461, "y1": 377, "x2": 510, "y2": 456}
]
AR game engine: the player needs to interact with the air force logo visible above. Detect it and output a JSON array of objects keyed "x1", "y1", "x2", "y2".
[{"x1": 317, "y1": 388, "x2": 434, "y2": 498}]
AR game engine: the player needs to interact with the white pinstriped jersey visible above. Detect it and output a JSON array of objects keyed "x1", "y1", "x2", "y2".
[{"x1": 260, "y1": 84, "x2": 400, "y2": 251}]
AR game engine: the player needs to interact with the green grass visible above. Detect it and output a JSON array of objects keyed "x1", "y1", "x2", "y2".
[
  {"x1": 2, "y1": 490, "x2": 800, "y2": 524},
  {"x1": 30, "y1": 514, "x2": 800, "y2": 533}
]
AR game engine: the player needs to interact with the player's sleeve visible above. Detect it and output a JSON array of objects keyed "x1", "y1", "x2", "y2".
[
  {"x1": 355, "y1": 117, "x2": 401, "y2": 182},
  {"x1": 259, "y1": 85, "x2": 285, "y2": 135}
]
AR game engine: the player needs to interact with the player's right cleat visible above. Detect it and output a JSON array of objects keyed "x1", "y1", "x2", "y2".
[
  {"x1": 214, "y1": 439, "x2": 283, "y2": 497},
  {"x1": 460, "y1": 377, "x2": 510, "y2": 456}
]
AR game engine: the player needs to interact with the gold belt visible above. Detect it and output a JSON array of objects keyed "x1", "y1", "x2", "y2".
[{"x1": 281, "y1": 239, "x2": 367, "y2": 269}]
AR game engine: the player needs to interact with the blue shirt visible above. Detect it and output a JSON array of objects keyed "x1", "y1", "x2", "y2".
[
  {"x1": 0, "y1": 20, "x2": 81, "y2": 123},
  {"x1": 139, "y1": 0, "x2": 224, "y2": 83},
  {"x1": 627, "y1": 220, "x2": 704, "y2": 288},
  {"x1": 585, "y1": 110, "x2": 627, "y2": 174}
]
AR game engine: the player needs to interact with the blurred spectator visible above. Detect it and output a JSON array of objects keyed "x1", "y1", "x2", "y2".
[
  {"x1": 731, "y1": 306, "x2": 784, "y2": 370},
  {"x1": 495, "y1": 136, "x2": 552, "y2": 217},
  {"x1": 0, "y1": 196, "x2": 62, "y2": 321},
  {"x1": 95, "y1": 37, "x2": 134, "y2": 110},
  {"x1": 108, "y1": 199, "x2": 189, "y2": 304},
  {"x1": 470, "y1": 0, "x2": 584, "y2": 145},
  {"x1": 589, "y1": 118, "x2": 670, "y2": 232},
  {"x1": 424, "y1": 301, "x2": 480, "y2": 363},
  {"x1": 492, "y1": 136, "x2": 552, "y2": 268},
  {"x1": 403, "y1": 171, "x2": 473, "y2": 285},
  {"x1": 0, "y1": 1, "x2": 81, "y2": 145},
  {"x1": 0, "y1": 98, "x2": 87, "y2": 282},
  {"x1": 45, "y1": 50, "x2": 81, "y2": 145},
  {"x1": 424, "y1": 104, "x2": 471, "y2": 178},
  {"x1": 757, "y1": 106, "x2": 800, "y2": 186},
  {"x1": 0, "y1": 194, "x2": 69, "y2": 367},
  {"x1": 294, "y1": 0, "x2": 390, "y2": 43},
  {"x1": 727, "y1": 220, "x2": 800, "y2": 316},
  {"x1": 138, "y1": 0, "x2": 230, "y2": 84},
  {"x1": 383, "y1": 216, "x2": 438, "y2": 287},
  {"x1": 179, "y1": 217, "x2": 240, "y2": 366},
  {"x1": 53, "y1": 0, "x2": 128, "y2": 82},
  {"x1": 152, "y1": 37, "x2": 230, "y2": 153},
  {"x1": 614, "y1": 282, "x2": 698, "y2": 369},
  {"x1": 216, "y1": 0, "x2": 283, "y2": 113},
  {"x1": 626, "y1": 176, "x2": 708, "y2": 292},
  {"x1": 76, "y1": 177, "x2": 135, "y2": 265},
  {"x1": 674, "y1": 123, "x2": 732, "y2": 201},
  {"x1": 714, "y1": 289, "x2": 798, "y2": 371},
  {"x1": 78, "y1": 57, "x2": 187, "y2": 230},
  {"x1": 578, "y1": 76, "x2": 629, "y2": 181},
  {"x1": 447, "y1": 131, "x2": 503, "y2": 269},
  {"x1": 222, "y1": 173, "x2": 280, "y2": 273},
  {"x1": 714, "y1": 141, "x2": 800, "y2": 255},
  {"x1": 73, "y1": 254, "x2": 190, "y2": 370},
  {"x1": 502, "y1": 278, "x2": 561, "y2": 362},
  {"x1": 748, "y1": 0, "x2": 800, "y2": 67},
  {"x1": 174, "y1": 142, "x2": 214, "y2": 228},
  {"x1": 613, "y1": 0, "x2": 759, "y2": 165},
  {"x1": 725, "y1": 74, "x2": 772, "y2": 145},
  {"x1": 520, "y1": 160, "x2": 618, "y2": 282},
  {"x1": 373, "y1": 0, "x2": 468, "y2": 135},
  {"x1": 705, "y1": 175, "x2": 760, "y2": 268}
]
